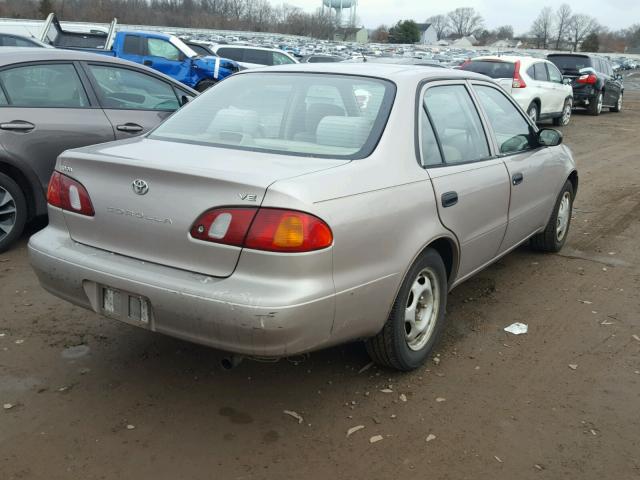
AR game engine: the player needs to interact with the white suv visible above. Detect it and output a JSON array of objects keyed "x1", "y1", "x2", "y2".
[
  {"x1": 461, "y1": 56, "x2": 573, "y2": 126},
  {"x1": 211, "y1": 45, "x2": 298, "y2": 69}
]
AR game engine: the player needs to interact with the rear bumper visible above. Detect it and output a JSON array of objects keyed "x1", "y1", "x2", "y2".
[
  {"x1": 28, "y1": 226, "x2": 336, "y2": 357},
  {"x1": 571, "y1": 88, "x2": 597, "y2": 106}
]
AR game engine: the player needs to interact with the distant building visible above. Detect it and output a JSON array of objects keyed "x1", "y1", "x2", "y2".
[
  {"x1": 490, "y1": 39, "x2": 521, "y2": 49},
  {"x1": 334, "y1": 27, "x2": 368, "y2": 43},
  {"x1": 415, "y1": 23, "x2": 437, "y2": 45},
  {"x1": 452, "y1": 36, "x2": 477, "y2": 48}
]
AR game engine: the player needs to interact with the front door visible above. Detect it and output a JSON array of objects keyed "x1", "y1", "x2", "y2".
[
  {"x1": 82, "y1": 63, "x2": 182, "y2": 140},
  {"x1": 420, "y1": 82, "x2": 511, "y2": 278},
  {"x1": 0, "y1": 62, "x2": 114, "y2": 191},
  {"x1": 470, "y1": 82, "x2": 564, "y2": 251}
]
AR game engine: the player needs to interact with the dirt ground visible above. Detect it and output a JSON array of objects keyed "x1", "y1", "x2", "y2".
[{"x1": 1, "y1": 86, "x2": 640, "y2": 480}]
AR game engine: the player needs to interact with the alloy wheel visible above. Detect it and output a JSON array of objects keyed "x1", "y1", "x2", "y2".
[{"x1": 0, "y1": 186, "x2": 17, "y2": 242}]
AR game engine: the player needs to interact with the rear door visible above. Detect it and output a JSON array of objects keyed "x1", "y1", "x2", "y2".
[
  {"x1": 545, "y1": 62, "x2": 569, "y2": 110},
  {"x1": 601, "y1": 60, "x2": 621, "y2": 106},
  {"x1": 82, "y1": 62, "x2": 187, "y2": 140},
  {"x1": 0, "y1": 61, "x2": 114, "y2": 191},
  {"x1": 471, "y1": 82, "x2": 562, "y2": 252},
  {"x1": 419, "y1": 81, "x2": 510, "y2": 278},
  {"x1": 528, "y1": 61, "x2": 558, "y2": 114}
]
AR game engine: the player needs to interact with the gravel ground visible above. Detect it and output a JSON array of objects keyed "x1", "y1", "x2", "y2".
[{"x1": 1, "y1": 85, "x2": 639, "y2": 480}]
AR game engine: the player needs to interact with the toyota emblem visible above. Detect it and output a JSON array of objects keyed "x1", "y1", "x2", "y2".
[{"x1": 132, "y1": 179, "x2": 149, "y2": 195}]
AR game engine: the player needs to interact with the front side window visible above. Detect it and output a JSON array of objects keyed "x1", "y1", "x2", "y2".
[
  {"x1": 273, "y1": 52, "x2": 295, "y2": 65},
  {"x1": 87, "y1": 64, "x2": 179, "y2": 111},
  {"x1": 147, "y1": 38, "x2": 181, "y2": 61},
  {"x1": 423, "y1": 84, "x2": 489, "y2": 164},
  {"x1": 150, "y1": 73, "x2": 395, "y2": 159},
  {"x1": 0, "y1": 63, "x2": 88, "y2": 108},
  {"x1": 473, "y1": 85, "x2": 537, "y2": 155},
  {"x1": 546, "y1": 63, "x2": 562, "y2": 83}
]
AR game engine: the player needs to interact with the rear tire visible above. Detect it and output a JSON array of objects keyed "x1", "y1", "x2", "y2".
[
  {"x1": 0, "y1": 172, "x2": 27, "y2": 253},
  {"x1": 553, "y1": 98, "x2": 573, "y2": 126},
  {"x1": 526, "y1": 102, "x2": 539, "y2": 123},
  {"x1": 610, "y1": 92, "x2": 623, "y2": 112},
  {"x1": 588, "y1": 91, "x2": 603, "y2": 116},
  {"x1": 195, "y1": 79, "x2": 217, "y2": 92},
  {"x1": 530, "y1": 180, "x2": 574, "y2": 253},
  {"x1": 365, "y1": 249, "x2": 448, "y2": 371}
]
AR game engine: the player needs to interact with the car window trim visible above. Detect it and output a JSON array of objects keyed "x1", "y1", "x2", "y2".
[
  {"x1": 0, "y1": 60, "x2": 93, "y2": 109},
  {"x1": 79, "y1": 61, "x2": 182, "y2": 112},
  {"x1": 415, "y1": 79, "x2": 496, "y2": 169},
  {"x1": 468, "y1": 80, "x2": 543, "y2": 159}
]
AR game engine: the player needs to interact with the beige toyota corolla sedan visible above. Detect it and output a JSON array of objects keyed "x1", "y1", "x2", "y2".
[{"x1": 29, "y1": 63, "x2": 577, "y2": 370}]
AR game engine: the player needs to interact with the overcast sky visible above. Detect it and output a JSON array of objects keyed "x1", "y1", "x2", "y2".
[{"x1": 278, "y1": 0, "x2": 638, "y2": 34}]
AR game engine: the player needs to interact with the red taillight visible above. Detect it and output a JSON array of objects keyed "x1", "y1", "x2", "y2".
[
  {"x1": 190, "y1": 207, "x2": 257, "y2": 246},
  {"x1": 512, "y1": 60, "x2": 527, "y2": 89},
  {"x1": 47, "y1": 171, "x2": 94, "y2": 216},
  {"x1": 577, "y1": 73, "x2": 597, "y2": 85},
  {"x1": 190, "y1": 207, "x2": 333, "y2": 253}
]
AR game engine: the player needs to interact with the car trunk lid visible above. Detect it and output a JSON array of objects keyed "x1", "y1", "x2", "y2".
[{"x1": 58, "y1": 137, "x2": 348, "y2": 277}]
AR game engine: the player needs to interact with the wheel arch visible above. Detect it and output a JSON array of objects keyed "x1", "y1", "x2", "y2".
[{"x1": 568, "y1": 169, "x2": 578, "y2": 197}]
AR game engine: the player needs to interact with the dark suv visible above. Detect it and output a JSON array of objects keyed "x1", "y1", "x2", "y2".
[{"x1": 547, "y1": 54, "x2": 623, "y2": 116}]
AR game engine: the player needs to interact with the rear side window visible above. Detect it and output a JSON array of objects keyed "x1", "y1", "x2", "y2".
[
  {"x1": 244, "y1": 49, "x2": 271, "y2": 65},
  {"x1": 423, "y1": 85, "x2": 489, "y2": 164},
  {"x1": 123, "y1": 35, "x2": 145, "y2": 55},
  {"x1": 216, "y1": 48, "x2": 243, "y2": 62},
  {"x1": 533, "y1": 63, "x2": 549, "y2": 81},
  {"x1": 0, "y1": 35, "x2": 36, "y2": 47},
  {"x1": 0, "y1": 63, "x2": 88, "y2": 108},
  {"x1": 150, "y1": 73, "x2": 395, "y2": 160},
  {"x1": 473, "y1": 85, "x2": 536, "y2": 155},
  {"x1": 87, "y1": 64, "x2": 179, "y2": 111},
  {"x1": 420, "y1": 109, "x2": 443, "y2": 167},
  {"x1": 460, "y1": 61, "x2": 515, "y2": 79}
]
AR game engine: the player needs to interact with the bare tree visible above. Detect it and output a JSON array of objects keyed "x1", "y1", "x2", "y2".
[
  {"x1": 567, "y1": 14, "x2": 599, "y2": 52},
  {"x1": 447, "y1": 7, "x2": 484, "y2": 38},
  {"x1": 530, "y1": 7, "x2": 554, "y2": 49},
  {"x1": 370, "y1": 24, "x2": 389, "y2": 43},
  {"x1": 555, "y1": 4, "x2": 572, "y2": 49},
  {"x1": 426, "y1": 14, "x2": 448, "y2": 40}
]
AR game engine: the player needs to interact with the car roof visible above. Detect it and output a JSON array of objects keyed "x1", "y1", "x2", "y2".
[
  {"x1": 238, "y1": 61, "x2": 488, "y2": 83},
  {"x1": 214, "y1": 44, "x2": 286, "y2": 53},
  {"x1": 0, "y1": 47, "x2": 197, "y2": 92},
  {"x1": 471, "y1": 55, "x2": 546, "y2": 65}
]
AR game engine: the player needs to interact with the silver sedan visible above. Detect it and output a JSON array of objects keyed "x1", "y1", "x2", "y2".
[{"x1": 29, "y1": 63, "x2": 577, "y2": 371}]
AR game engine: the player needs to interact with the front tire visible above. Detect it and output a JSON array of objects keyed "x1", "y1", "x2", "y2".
[
  {"x1": 195, "y1": 79, "x2": 217, "y2": 92},
  {"x1": 0, "y1": 172, "x2": 27, "y2": 253},
  {"x1": 530, "y1": 180, "x2": 574, "y2": 253},
  {"x1": 588, "y1": 91, "x2": 603, "y2": 116},
  {"x1": 610, "y1": 92, "x2": 623, "y2": 112},
  {"x1": 366, "y1": 249, "x2": 448, "y2": 371}
]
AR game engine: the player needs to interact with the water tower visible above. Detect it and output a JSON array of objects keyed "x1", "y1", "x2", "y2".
[{"x1": 322, "y1": 0, "x2": 358, "y2": 27}]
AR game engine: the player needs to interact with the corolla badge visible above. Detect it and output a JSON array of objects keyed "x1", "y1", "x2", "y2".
[{"x1": 132, "y1": 179, "x2": 149, "y2": 195}]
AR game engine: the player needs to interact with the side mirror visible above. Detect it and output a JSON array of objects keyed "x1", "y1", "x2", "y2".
[
  {"x1": 180, "y1": 95, "x2": 191, "y2": 107},
  {"x1": 562, "y1": 77, "x2": 572, "y2": 85},
  {"x1": 615, "y1": 74, "x2": 623, "y2": 81},
  {"x1": 538, "y1": 128, "x2": 563, "y2": 147}
]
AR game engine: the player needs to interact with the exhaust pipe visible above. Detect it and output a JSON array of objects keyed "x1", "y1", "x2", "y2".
[{"x1": 220, "y1": 355, "x2": 244, "y2": 370}]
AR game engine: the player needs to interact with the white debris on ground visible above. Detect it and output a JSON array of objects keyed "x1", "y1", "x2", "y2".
[
  {"x1": 369, "y1": 435, "x2": 384, "y2": 443},
  {"x1": 346, "y1": 425, "x2": 365, "y2": 437},
  {"x1": 504, "y1": 323, "x2": 528, "y2": 335},
  {"x1": 283, "y1": 410, "x2": 304, "y2": 424}
]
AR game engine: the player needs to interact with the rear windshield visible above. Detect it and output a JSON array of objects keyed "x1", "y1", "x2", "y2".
[
  {"x1": 548, "y1": 55, "x2": 592, "y2": 72},
  {"x1": 460, "y1": 60, "x2": 515, "y2": 79},
  {"x1": 149, "y1": 73, "x2": 395, "y2": 159}
]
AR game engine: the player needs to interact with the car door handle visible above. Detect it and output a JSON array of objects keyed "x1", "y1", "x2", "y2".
[
  {"x1": 512, "y1": 173, "x2": 524, "y2": 185},
  {"x1": 441, "y1": 191, "x2": 458, "y2": 208},
  {"x1": 116, "y1": 123, "x2": 144, "y2": 133},
  {"x1": 143, "y1": 60, "x2": 153, "y2": 66},
  {"x1": 0, "y1": 121, "x2": 35, "y2": 132}
]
